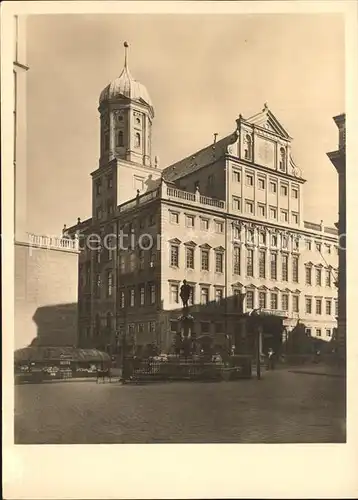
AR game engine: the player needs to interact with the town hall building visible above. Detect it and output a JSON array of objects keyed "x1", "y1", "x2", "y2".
[{"x1": 67, "y1": 43, "x2": 338, "y2": 357}]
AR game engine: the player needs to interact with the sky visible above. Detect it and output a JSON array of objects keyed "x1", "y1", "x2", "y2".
[{"x1": 25, "y1": 13, "x2": 345, "y2": 235}]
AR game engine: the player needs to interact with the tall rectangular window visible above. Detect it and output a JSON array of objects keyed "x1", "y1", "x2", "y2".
[
  {"x1": 292, "y1": 256, "x2": 299, "y2": 283},
  {"x1": 335, "y1": 300, "x2": 338, "y2": 316},
  {"x1": 232, "y1": 197, "x2": 241, "y2": 211},
  {"x1": 325, "y1": 269, "x2": 331, "y2": 287},
  {"x1": 258, "y1": 204, "x2": 266, "y2": 217},
  {"x1": 233, "y1": 225, "x2": 241, "y2": 240},
  {"x1": 170, "y1": 211, "x2": 179, "y2": 224},
  {"x1": 316, "y1": 298, "x2": 322, "y2": 315},
  {"x1": 246, "y1": 248, "x2": 254, "y2": 277},
  {"x1": 246, "y1": 290, "x2": 254, "y2": 309},
  {"x1": 215, "y1": 288, "x2": 224, "y2": 303},
  {"x1": 186, "y1": 247, "x2": 194, "y2": 269},
  {"x1": 281, "y1": 294, "x2": 289, "y2": 311},
  {"x1": 232, "y1": 170, "x2": 241, "y2": 183},
  {"x1": 119, "y1": 290, "x2": 125, "y2": 308},
  {"x1": 200, "y1": 218, "x2": 210, "y2": 231},
  {"x1": 259, "y1": 250, "x2": 266, "y2": 278},
  {"x1": 305, "y1": 266, "x2": 312, "y2": 285},
  {"x1": 305, "y1": 297, "x2": 312, "y2": 314},
  {"x1": 326, "y1": 299, "x2": 332, "y2": 315},
  {"x1": 282, "y1": 254, "x2": 288, "y2": 281},
  {"x1": 140, "y1": 286, "x2": 145, "y2": 306},
  {"x1": 316, "y1": 268, "x2": 322, "y2": 286},
  {"x1": 119, "y1": 255, "x2": 126, "y2": 274},
  {"x1": 170, "y1": 245, "x2": 179, "y2": 267},
  {"x1": 215, "y1": 252, "x2": 223, "y2": 273},
  {"x1": 150, "y1": 283, "x2": 156, "y2": 305},
  {"x1": 107, "y1": 272, "x2": 113, "y2": 297},
  {"x1": 170, "y1": 284, "x2": 179, "y2": 304},
  {"x1": 215, "y1": 221, "x2": 224, "y2": 233},
  {"x1": 245, "y1": 200, "x2": 254, "y2": 214},
  {"x1": 270, "y1": 252, "x2": 277, "y2": 280},
  {"x1": 201, "y1": 250, "x2": 209, "y2": 271},
  {"x1": 259, "y1": 292, "x2": 266, "y2": 309},
  {"x1": 292, "y1": 295, "x2": 299, "y2": 313},
  {"x1": 201, "y1": 287, "x2": 209, "y2": 305},
  {"x1": 246, "y1": 174, "x2": 254, "y2": 186},
  {"x1": 270, "y1": 293, "x2": 278, "y2": 310},
  {"x1": 233, "y1": 246, "x2": 241, "y2": 275},
  {"x1": 186, "y1": 215, "x2": 195, "y2": 228},
  {"x1": 292, "y1": 213, "x2": 299, "y2": 224},
  {"x1": 129, "y1": 289, "x2": 135, "y2": 307}
]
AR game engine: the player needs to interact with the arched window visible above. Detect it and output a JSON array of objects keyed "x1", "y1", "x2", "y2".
[
  {"x1": 244, "y1": 134, "x2": 252, "y2": 160},
  {"x1": 116, "y1": 130, "x2": 124, "y2": 147},
  {"x1": 279, "y1": 147, "x2": 286, "y2": 171},
  {"x1": 135, "y1": 132, "x2": 141, "y2": 148}
]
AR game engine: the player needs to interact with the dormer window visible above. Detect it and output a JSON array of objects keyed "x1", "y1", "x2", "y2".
[
  {"x1": 279, "y1": 147, "x2": 287, "y2": 171},
  {"x1": 244, "y1": 134, "x2": 252, "y2": 161}
]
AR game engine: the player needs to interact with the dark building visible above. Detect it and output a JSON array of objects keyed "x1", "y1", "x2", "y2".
[{"x1": 327, "y1": 113, "x2": 346, "y2": 361}]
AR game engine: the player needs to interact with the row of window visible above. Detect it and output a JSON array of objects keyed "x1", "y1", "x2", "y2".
[
  {"x1": 91, "y1": 317, "x2": 156, "y2": 336},
  {"x1": 231, "y1": 197, "x2": 299, "y2": 223},
  {"x1": 118, "y1": 284, "x2": 157, "y2": 308},
  {"x1": 305, "y1": 240, "x2": 334, "y2": 254},
  {"x1": 232, "y1": 169, "x2": 298, "y2": 198},
  {"x1": 232, "y1": 227, "x2": 300, "y2": 250},
  {"x1": 170, "y1": 244, "x2": 300, "y2": 282},
  {"x1": 102, "y1": 130, "x2": 142, "y2": 152},
  {"x1": 305, "y1": 327, "x2": 333, "y2": 338},
  {"x1": 170, "y1": 245, "x2": 224, "y2": 273},
  {"x1": 305, "y1": 265, "x2": 335, "y2": 287},
  {"x1": 305, "y1": 296, "x2": 337, "y2": 316}
]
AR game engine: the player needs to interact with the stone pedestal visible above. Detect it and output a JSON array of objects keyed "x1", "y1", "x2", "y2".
[{"x1": 177, "y1": 308, "x2": 195, "y2": 357}]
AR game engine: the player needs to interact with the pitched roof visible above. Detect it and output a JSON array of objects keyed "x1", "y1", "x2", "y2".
[{"x1": 162, "y1": 132, "x2": 238, "y2": 182}]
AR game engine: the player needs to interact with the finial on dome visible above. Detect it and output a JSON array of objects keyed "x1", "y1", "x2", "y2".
[{"x1": 124, "y1": 41, "x2": 129, "y2": 69}]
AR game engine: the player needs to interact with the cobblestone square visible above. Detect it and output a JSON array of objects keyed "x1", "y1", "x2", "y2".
[{"x1": 15, "y1": 369, "x2": 346, "y2": 444}]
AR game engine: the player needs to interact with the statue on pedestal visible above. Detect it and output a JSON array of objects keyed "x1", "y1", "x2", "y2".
[{"x1": 180, "y1": 280, "x2": 191, "y2": 309}]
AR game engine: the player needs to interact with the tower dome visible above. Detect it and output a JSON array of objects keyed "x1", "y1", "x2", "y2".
[{"x1": 99, "y1": 42, "x2": 153, "y2": 111}]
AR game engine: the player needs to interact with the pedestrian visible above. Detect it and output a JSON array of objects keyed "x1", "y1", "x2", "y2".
[{"x1": 267, "y1": 348, "x2": 275, "y2": 370}]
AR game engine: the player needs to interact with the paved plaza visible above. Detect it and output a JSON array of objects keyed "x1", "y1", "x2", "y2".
[{"x1": 15, "y1": 368, "x2": 346, "y2": 444}]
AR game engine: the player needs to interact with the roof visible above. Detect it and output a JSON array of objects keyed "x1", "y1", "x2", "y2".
[
  {"x1": 14, "y1": 347, "x2": 111, "y2": 364},
  {"x1": 162, "y1": 132, "x2": 238, "y2": 183},
  {"x1": 99, "y1": 43, "x2": 153, "y2": 110}
]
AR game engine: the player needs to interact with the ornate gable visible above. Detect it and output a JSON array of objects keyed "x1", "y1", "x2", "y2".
[
  {"x1": 168, "y1": 238, "x2": 181, "y2": 245},
  {"x1": 247, "y1": 104, "x2": 291, "y2": 140}
]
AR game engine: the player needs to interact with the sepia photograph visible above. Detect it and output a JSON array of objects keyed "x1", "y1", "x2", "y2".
[{"x1": 2, "y1": 0, "x2": 357, "y2": 498}]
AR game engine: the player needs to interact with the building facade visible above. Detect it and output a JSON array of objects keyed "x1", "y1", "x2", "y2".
[
  {"x1": 327, "y1": 114, "x2": 346, "y2": 360},
  {"x1": 67, "y1": 44, "x2": 338, "y2": 357},
  {"x1": 14, "y1": 16, "x2": 80, "y2": 350}
]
